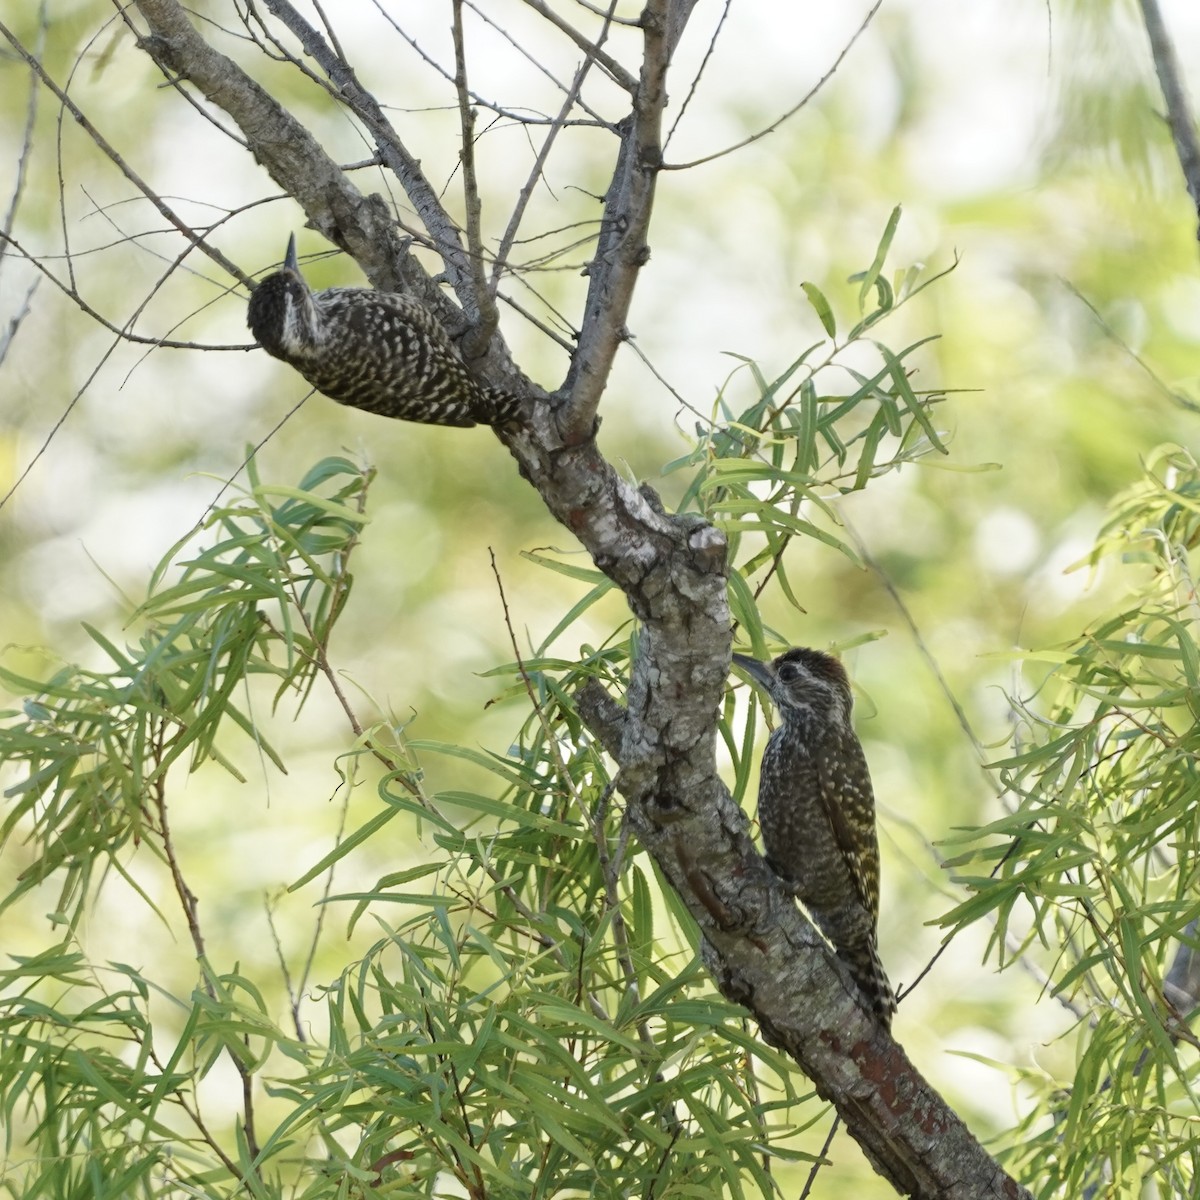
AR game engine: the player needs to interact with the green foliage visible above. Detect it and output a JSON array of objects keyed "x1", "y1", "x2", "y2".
[
  {"x1": 5, "y1": 3, "x2": 1200, "y2": 1194},
  {"x1": 0, "y1": 221, "x2": 969, "y2": 1198},
  {"x1": 0, "y1": 454, "x2": 813, "y2": 1198},
  {"x1": 6, "y1": 196, "x2": 1197, "y2": 1197},
  {"x1": 940, "y1": 444, "x2": 1200, "y2": 1197},
  {"x1": 668, "y1": 209, "x2": 967, "y2": 654},
  {"x1": 0, "y1": 456, "x2": 370, "y2": 935}
]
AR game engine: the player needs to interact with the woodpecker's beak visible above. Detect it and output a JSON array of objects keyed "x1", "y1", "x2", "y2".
[
  {"x1": 284, "y1": 233, "x2": 300, "y2": 273},
  {"x1": 731, "y1": 652, "x2": 775, "y2": 691}
]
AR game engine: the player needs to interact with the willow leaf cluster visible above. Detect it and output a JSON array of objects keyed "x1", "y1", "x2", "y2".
[{"x1": 942, "y1": 444, "x2": 1200, "y2": 1198}]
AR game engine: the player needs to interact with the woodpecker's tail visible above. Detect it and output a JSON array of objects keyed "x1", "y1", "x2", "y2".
[
  {"x1": 473, "y1": 383, "x2": 524, "y2": 426},
  {"x1": 844, "y1": 937, "x2": 897, "y2": 1029}
]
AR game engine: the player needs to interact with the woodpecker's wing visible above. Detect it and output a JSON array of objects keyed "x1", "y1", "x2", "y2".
[{"x1": 815, "y1": 728, "x2": 881, "y2": 926}]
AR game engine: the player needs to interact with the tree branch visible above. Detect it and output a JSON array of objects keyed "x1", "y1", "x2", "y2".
[
  {"x1": 574, "y1": 671, "x2": 1033, "y2": 1197},
  {"x1": 557, "y1": 0, "x2": 676, "y2": 443},
  {"x1": 0, "y1": 17, "x2": 252, "y2": 289},
  {"x1": 489, "y1": 26, "x2": 608, "y2": 294},
  {"x1": 1137, "y1": 0, "x2": 1200, "y2": 238},
  {"x1": 130, "y1": 0, "x2": 531, "y2": 398},
  {"x1": 257, "y1": 0, "x2": 481, "y2": 309},
  {"x1": 131, "y1": 0, "x2": 401, "y2": 284},
  {"x1": 450, "y1": 0, "x2": 498, "y2": 358},
  {"x1": 518, "y1": 0, "x2": 638, "y2": 93}
]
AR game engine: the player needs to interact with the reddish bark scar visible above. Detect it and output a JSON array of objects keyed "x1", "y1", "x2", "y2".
[{"x1": 848, "y1": 1038, "x2": 952, "y2": 1136}]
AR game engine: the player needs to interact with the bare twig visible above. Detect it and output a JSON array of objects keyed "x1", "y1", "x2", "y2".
[
  {"x1": 195, "y1": 394, "x2": 311, "y2": 524},
  {"x1": 0, "y1": 17, "x2": 253, "y2": 288},
  {"x1": 1137, "y1": 0, "x2": 1200, "y2": 237},
  {"x1": 450, "y1": 0, "x2": 498, "y2": 355},
  {"x1": 0, "y1": 0, "x2": 44, "y2": 270},
  {"x1": 799, "y1": 1114, "x2": 841, "y2": 1199},
  {"x1": 1062, "y1": 275, "x2": 1200, "y2": 413},
  {"x1": 0, "y1": 229, "x2": 243, "y2": 516},
  {"x1": 149, "y1": 716, "x2": 264, "y2": 1165},
  {"x1": 569, "y1": 0, "x2": 639, "y2": 26},
  {"x1": 665, "y1": 2, "x2": 882, "y2": 172},
  {"x1": 664, "y1": 0, "x2": 732, "y2": 150},
  {"x1": 490, "y1": 35, "x2": 606, "y2": 293},
  {"x1": 260, "y1": 0, "x2": 476, "y2": 301},
  {"x1": 519, "y1": 0, "x2": 636, "y2": 92},
  {"x1": 0, "y1": 228, "x2": 247, "y2": 349},
  {"x1": 377, "y1": 0, "x2": 613, "y2": 131},
  {"x1": 0, "y1": 279, "x2": 37, "y2": 370},
  {"x1": 310, "y1": 0, "x2": 348, "y2": 62}
]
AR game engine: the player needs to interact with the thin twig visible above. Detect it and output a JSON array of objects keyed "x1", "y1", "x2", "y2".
[
  {"x1": 0, "y1": 279, "x2": 37, "y2": 370},
  {"x1": 518, "y1": 0, "x2": 636, "y2": 92},
  {"x1": 663, "y1": 0, "x2": 731, "y2": 151},
  {"x1": 490, "y1": 32, "x2": 606, "y2": 293},
  {"x1": 376, "y1": 0, "x2": 613, "y2": 131},
  {"x1": 1061, "y1": 276, "x2": 1200, "y2": 413},
  {"x1": 194, "y1": 394, "x2": 312, "y2": 528},
  {"x1": 0, "y1": 18, "x2": 253, "y2": 288},
  {"x1": 486, "y1": 549, "x2": 641, "y2": 1029},
  {"x1": 0, "y1": 228, "x2": 247, "y2": 348},
  {"x1": 664, "y1": 2, "x2": 882, "y2": 172},
  {"x1": 262, "y1": 0, "x2": 475, "y2": 302},
  {"x1": 799, "y1": 1113, "x2": 840, "y2": 1199},
  {"x1": 0, "y1": 0, "x2": 44, "y2": 269},
  {"x1": 450, "y1": 0, "x2": 498, "y2": 353},
  {"x1": 150, "y1": 715, "x2": 265, "y2": 1165},
  {"x1": 569, "y1": 0, "x2": 639, "y2": 26}
]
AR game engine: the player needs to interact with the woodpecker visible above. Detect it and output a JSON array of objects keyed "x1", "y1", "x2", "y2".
[
  {"x1": 246, "y1": 236, "x2": 520, "y2": 427},
  {"x1": 733, "y1": 647, "x2": 896, "y2": 1026}
]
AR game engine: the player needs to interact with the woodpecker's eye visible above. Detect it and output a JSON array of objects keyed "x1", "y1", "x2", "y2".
[{"x1": 777, "y1": 663, "x2": 801, "y2": 683}]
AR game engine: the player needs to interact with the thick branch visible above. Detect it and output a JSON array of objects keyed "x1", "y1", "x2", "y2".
[
  {"x1": 132, "y1": 0, "x2": 404, "y2": 288},
  {"x1": 0, "y1": 18, "x2": 250, "y2": 288},
  {"x1": 573, "y1": 664, "x2": 1031, "y2": 1198},
  {"x1": 491, "y1": 417, "x2": 1026, "y2": 1194},
  {"x1": 557, "y1": 0, "x2": 676, "y2": 443}
]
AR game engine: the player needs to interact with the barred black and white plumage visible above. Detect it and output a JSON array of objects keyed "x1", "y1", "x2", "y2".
[
  {"x1": 246, "y1": 236, "x2": 521, "y2": 427},
  {"x1": 733, "y1": 647, "x2": 896, "y2": 1027}
]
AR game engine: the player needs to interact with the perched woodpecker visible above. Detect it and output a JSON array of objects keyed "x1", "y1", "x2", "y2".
[
  {"x1": 247, "y1": 236, "x2": 520, "y2": 427},
  {"x1": 734, "y1": 647, "x2": 896, "y2": 1026}
]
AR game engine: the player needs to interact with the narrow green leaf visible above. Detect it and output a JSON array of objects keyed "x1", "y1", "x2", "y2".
[
  {"x1": 288, "y1": 798, "x2": 404, "y2": 891},
  {"x1": 520, "y1": 550, "x2": 609, "y2": 585},
  {"x1": 855, "y1": 204, "x2": 901, "y2": 312},
  {"x1": 800, "y1": 281, "x2": 836, "y2": 337},
  {"x1": 251, "y1": 484, "x2": 371, "y2": 525},
  {"x1": 726, "y1": 570, "x2": 766, "y2": 659}
]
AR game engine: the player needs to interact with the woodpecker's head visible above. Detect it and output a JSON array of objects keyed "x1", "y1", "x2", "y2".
[
  {"x1": 732, "y1": 647, "x2": 852, "y2": 727},
  {"x1": 247, "y1": 234, "x2": 321, "y2": 360}
]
